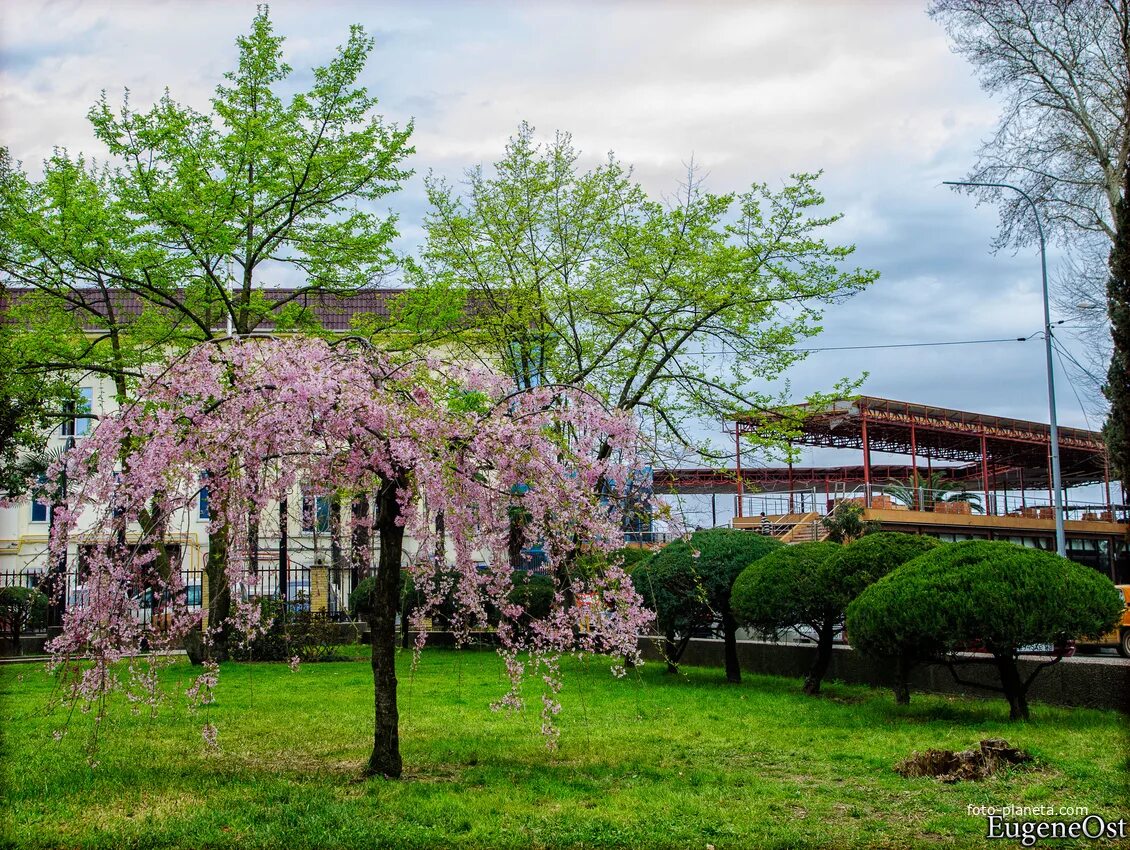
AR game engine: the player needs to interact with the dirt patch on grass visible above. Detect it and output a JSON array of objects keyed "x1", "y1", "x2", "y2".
[{"x1": 895, "y1": 739, "x2": 1031, "y2": 783}]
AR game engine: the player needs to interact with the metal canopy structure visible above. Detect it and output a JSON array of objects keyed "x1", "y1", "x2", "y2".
[
  {"x1": 654, "y1": 464, "x2": 978, "y2": 495},
  {"x1": 735, "y1": 396, "x2": 1112, "y2": 494}
]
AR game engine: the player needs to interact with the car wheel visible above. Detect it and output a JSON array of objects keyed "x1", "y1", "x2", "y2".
[{"x1": 1120, "y1": 630, "x2": 1130, "y2": 659}]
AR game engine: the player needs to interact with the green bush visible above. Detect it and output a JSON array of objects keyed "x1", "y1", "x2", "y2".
[
  {"x1": 730, "y1": 540, "x2": 842, "y2": 694},
  {"x1": 610, "y1": 546, "x2": 654, "y2": 570},
  {"x1": 634, "y1": 529, "x2": 781, "y2": 681},
  {"x1": 822, "y1": 532, "x2": 941, "y2": 613},
  {"x1": 507, "y1": 572, "x2": 555, "y2": 631},
  {"x1": 349, "y1": 576, "x2": 376, "y2": 618},
  {"x1": 0, "y1": 586, "x2": 48, "y2": 652},
  {"x1": 845, "y1": 540, "x2": 1124, "y2": 719},
  {"x1": 232, "y1": 595, "x2": 358, "y2": 662},
  {"x1": 821, "y1": 532, "x2": 941, "y2": 703}
]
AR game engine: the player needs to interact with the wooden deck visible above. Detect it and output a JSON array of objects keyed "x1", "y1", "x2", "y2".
[{"x1": 733, "y1": 509, "x2": 1125, "y2": 538}]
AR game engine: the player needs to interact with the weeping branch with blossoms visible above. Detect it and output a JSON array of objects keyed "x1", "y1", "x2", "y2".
[{"x1": 44, "y1": 336, "x2": 657, "y2": 776}]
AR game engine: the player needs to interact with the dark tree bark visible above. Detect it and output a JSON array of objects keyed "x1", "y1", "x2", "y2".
[
  {"x1": 330, "y1": 493, "x2": 343, "y2": 573},
  {"x1": 367, "y1": 473, "x2": 408, "y2": 779},
  {"x1": 662, "y1": 630, "x2": 693, "y2": 674},
  {"x1": 803, "y1": 619, "x2": 836, "y2": 695},
  {"x1": 507, "y1": 509, "x2": 525, "y2": 570},
  {"x1": 893, "y1": 653, "x2": 914, "y2": 705},
  {"x1": 1105, "y1": 158, "x2": 1130, "y2": 482},
  {"x1": 350, "y1": 493, "x2": 370, "y2": 590},
  {"x1": 994, "y1": 653, "x2": 1030, "y2": 721},
  {"x1": 205, "y1": 525, "x2": 231, "y2": 662},
  {"x1": 722, "y1": 609, "x2": 741, "y2": 684},
  {"x1": 663, "y1": 630, "x2": 680, "y2": 674}
]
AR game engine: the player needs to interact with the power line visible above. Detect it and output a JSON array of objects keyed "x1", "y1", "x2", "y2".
[
  {"x1": 791, "y1": 336, "x2": 1032, "y2": 353},
  {"x1": 688, "y1": 335, "x2": 1035, "y2": 357}
]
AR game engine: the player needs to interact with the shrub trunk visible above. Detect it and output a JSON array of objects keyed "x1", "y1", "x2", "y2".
[
  {"x1": 722, "y1": 610, "x2": 741, "y2": 684},
  {"x1": 994, "y1": 653, "x2": 1030, "y2": 721},
  {"x1": 893, "y1": 653, "x2": 913, "y2": 705},
  {"x1": 803, "y1": 621, "x2": 836, "y2": 695}
]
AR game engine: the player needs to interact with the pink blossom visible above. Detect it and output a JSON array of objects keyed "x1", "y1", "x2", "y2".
[{"x1": 46, "y1": 337, "x2": 661, "y2": 747}]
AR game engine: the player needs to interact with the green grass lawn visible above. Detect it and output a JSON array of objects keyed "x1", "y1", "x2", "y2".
[{"x1": 1, "y1": 648, "x2": 1127, "y2": 849}]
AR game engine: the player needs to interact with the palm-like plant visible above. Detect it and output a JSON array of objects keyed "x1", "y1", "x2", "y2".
[{"x1": 883, "y1": 471, "x2": 983, "y2": 514}]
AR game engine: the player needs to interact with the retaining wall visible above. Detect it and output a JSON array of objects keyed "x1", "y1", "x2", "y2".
[{"x1": 639, "y1": 638, "x2": 1130, "y2": 713}]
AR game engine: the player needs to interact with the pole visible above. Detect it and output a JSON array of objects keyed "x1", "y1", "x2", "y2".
[
  {"x1": 787, "y1": 441, "x2": 794, "y2": 514},
  {"x1": 910, "y1": 423, "x2": 919, "y2": 510},
  {"x1": 734, "y1": 424, "x2": 744, "y2": 519},
  {"x1": 944, "y1": 180, "x2": 1066, "y2": 556},
  {"x1": 981, "y1": 434, "x2": 990, "y2": 516},
  {"x1": 861, "y1": 407, "x2": 872, "y2": 508}
]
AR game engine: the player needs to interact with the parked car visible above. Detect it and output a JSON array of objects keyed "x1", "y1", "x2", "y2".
[{"x1": 1082, "y1": 584, "x2": 1130, "y2": 658}]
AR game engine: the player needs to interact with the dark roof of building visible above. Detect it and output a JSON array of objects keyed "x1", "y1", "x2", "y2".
[{"x1": 0, "y1": 286, "x2": 406, "y2": 332}]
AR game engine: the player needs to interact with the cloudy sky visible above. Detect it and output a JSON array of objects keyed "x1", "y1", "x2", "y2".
[{"x1": 0, "y1": 0, "x2": 1106, "y2": 477}]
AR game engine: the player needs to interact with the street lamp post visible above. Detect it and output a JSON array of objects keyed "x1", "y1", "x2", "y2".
[{"x1": 944, "y1": 180, "x2": 1066, "y2": 557}]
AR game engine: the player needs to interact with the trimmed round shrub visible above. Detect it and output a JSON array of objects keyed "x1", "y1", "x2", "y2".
[
  {"x1": 730, "y1": 540, "x2": 842, "y2": 694},
  {"x1": 730, "y1": 540, "x2": 841, "y2": 635},
  {"x1": 822, "y1": 531, "x2": 941, "y2": 612},
  {"x1": 821, "y1": 531, "x2": 941, "y2": 703},
  {"x1": 349, "y1": 576, "x2": 377, "y2": 618},
  {"x1": 633, "y1": 529, "x2": 781, "y2": 680},
  {"x1": 846, "y1": 540, "x2": 1124, "y2": 719}
]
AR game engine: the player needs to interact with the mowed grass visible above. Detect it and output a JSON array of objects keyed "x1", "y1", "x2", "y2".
[{"x1": 1, "y1": 649, "x2": 1127, "y2": 849}]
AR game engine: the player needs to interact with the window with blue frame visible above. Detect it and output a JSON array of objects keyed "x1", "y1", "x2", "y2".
[
  {"x1": 30, "y1": 475, "x2": 50, "y2": 523},
  {"x1": 302, "y1": 492, "x2": 331, "y2": 533},
  {"x1": 199, "y1": 474, "x2": 210, "y2": 520}
]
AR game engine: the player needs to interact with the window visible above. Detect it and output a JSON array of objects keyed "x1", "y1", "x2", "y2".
[
  {"x1": 199, "y1": 474, "x2": 210, "y2": 520},
  {"x1": 63, "y1": 388, "x2": 94, "y2": 437},
  {"x1": 302, "y1": 492, "x2": 331, "y2": 533},
  {"x1": 30, "y1": 476, "x2": 50, "y2": 523},
  {"x1": 75, "y1": 387, "x2": 93, "y2": 436}
]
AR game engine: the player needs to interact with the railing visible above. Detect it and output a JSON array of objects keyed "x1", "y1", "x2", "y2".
[
  {"x1": 738, "y1": 489, "x2": 819, "y2": 519},
  {"x1": 0, "y1": 567, "x2": 205, "y2": 630},
  {"x1": 825, "y1": 485, "x2": 1128, "y2": 524}
]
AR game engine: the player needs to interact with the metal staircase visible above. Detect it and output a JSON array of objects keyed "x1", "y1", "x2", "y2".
[{"x1": 767, "y1": 512, "x2": 828, "y2": 544}]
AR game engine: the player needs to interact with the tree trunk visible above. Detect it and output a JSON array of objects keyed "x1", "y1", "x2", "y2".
[
  {"x1": 994, "y1": 653, "x2": 1030, "y2": 721},
  {"x1": 893, "y1": 652, "x2": 913, "y2": 705},
  {"x1": 1103, "y1": 156, "x2": 1130, "y2": 482},
  {"x1": 330, "y1": 493, "x2": 343, "y2": 572},
  {"x1": 663, "y1": 631, "x2": 680, "y2": 674},
  {"x1": 507, "y1": 509, "x2": 524, "y2": 570},
  {"x1": 205, "y1": 525, "x2": 231, "y2": 662},
  {"x1": 350, "y1": 493, "x2": 370, "y2": 591},
  {"x1": 722, "y1": 609, "x2": 741, "y2": 684},
  {"x1": 803, "y1": 621, "x2": 835, "y2": 695},
  {"x1": 367, "y1": 474, "x2": 407, "y2": 779}
]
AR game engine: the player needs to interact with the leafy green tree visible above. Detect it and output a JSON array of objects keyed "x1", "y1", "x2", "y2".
[
  {"x1": 820, "y1": 501, "x2": 882, "y2": 544},
  {"x1": 822, "y1": 532, "x2": 941, "y2": 703},
  {"x1": 0, "y1": 305, "x2": 75, "y2": 498},
  {"x1": 730, "y1": 541, "x2": 842, "y2": 694},
  {"x1": 636, "y1": 530, "x2": 781, "y2": 681},
  {"x1": 396, "y1": 124, "x2": 876, "y2": 463},
  {"x1": 0, "y1": 8, "x2": 413, "y2": 660},
  {"x1": 0, "y1": 586, "x2": 48, "y2": 653},
  {"x1": 846, "y1": 540, "x2": 1123, "y2": 720},
  {"x1": 0, "y1": 8, "x2": 412, "y2": 341}
]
